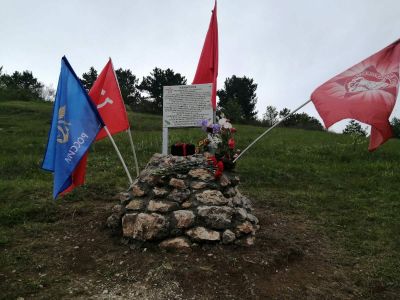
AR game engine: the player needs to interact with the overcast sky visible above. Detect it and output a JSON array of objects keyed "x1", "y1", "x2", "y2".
[{"x1": 2, "y1": 0, "x2": 400, "y2": 131}]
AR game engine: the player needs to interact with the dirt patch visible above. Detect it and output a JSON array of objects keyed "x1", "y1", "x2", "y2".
[{"x1": 0, "y1": 198, "x2": 360, "y2": 299}]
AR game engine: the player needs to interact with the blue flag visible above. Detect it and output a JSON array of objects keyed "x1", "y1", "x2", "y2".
[{"x1": 42, "y1": 56, "x2": 104, "y2": 198}]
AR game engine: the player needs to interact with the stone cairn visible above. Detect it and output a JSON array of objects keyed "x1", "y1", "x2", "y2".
[{"x1": 107, "y1": 153, "x2": 259, "y2": 251}]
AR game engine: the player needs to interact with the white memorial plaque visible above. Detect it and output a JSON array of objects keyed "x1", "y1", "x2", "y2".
[{"x1": 163, "y1": 84, "x2": 213, "y2": 128}]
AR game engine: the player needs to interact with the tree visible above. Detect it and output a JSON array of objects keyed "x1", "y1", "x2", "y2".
[
  {"x1": 220, "y1": 99, "x2": 243, "y2": 122},
  {"x1": 217, "y1": 75, "x2": 258, "y2": 121},
  {"x1": 343, "y1": 120, "x2": 367, "y2": 149},
  {"x1": 81, "y1": 67, "x2": 98, "y2": 91},
  {"x1": 279, "y1": 108, "x2": 291, "y2": 119},
  {"x1": 390, "y1": 117, "x2": 400, "y2": 139},
  {"x1": 115, "y1": 68, "x2": 141, "y2": 106},
  {"x1": 138, "y1": 67, "x2": 187, "y2": 114},
  {"x1": 0, "y1": 70, "x2": 44, "y2": 101},
  {"x1": 263, "y1": 105, "x2": 278, "y2": 126}
]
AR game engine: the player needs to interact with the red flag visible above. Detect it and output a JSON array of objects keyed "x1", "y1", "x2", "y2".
[
  {"x1": 65, "y1": 59, "x2": 131, "y2": 194},
  {"x1": 89, "y1": 58, "x2": 130, "y2": 140},
  {"x1": 192, "y1": 1, "x2": 218, "y2": 110},
  {"x1": 311, "y1": 40, "x2": 400, "y2": 151}
]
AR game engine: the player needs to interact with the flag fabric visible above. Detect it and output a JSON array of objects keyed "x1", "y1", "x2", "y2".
[
  {"x1": 89, "y1": 58, "x2": 130, "y2": 140},
  {"x1": 41, "y1": 57, "x2": 104, "y2": 198},
  {"x1": 192, "y1": 0, "x2": 218, "y2": 110},
  {"x1": 311, "y1": 40, "x2": 400, "y2": 151}
]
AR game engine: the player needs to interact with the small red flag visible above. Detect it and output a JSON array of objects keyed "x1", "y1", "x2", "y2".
[
  {"x1": 311, "y1": 40, "x2": 400, "y2": 151},
  {"x1": 89, "y1": 58, "x2": 130, "y2": 140},
  {"x1": 192, "y1": 1, "x2": 218, "y2": 110}
]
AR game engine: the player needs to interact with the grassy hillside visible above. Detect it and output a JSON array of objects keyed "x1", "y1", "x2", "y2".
[{"x1": 1, "y1": 100, "x2": 400, "y2": 298}]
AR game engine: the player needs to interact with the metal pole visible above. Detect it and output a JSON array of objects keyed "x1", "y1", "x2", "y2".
[
  {"x1": 127, "y1": 128, "x2": 140, "y2": 178},
  {"x1": 162, "y1": 127, "x2": 169, "y2": 155},
  {"x1": 233, "y1": 99, "x2": 312, "y2": 163},
  {"x1": 104, "y1": 126, "x2": 133, "y2": 185}
]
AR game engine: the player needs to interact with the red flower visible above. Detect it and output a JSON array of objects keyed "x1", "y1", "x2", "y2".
[
  {"x1": 228, "y1": 138, "x2": 235, "y2": 149},
  {"x1": 215, "y1": 161, "x2": 224, "y2": 179},
  {"x1": 230, "y1": 128, "x2": 237, "y2": 133}
]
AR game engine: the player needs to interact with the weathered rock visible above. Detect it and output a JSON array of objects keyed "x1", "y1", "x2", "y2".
[
  {"x1": 107, "y1": 214, "x2": 121, "y2": 230},
  {"x1": 186, "y1": 226, "x2": 220, "y2": 242},
  {"x1": 122, "y1": 213, "x2": 168, "y2": 241},
  {"x1": 168, "y1": 188, "x2": 191, "y2": 203},
  {"x1": 118, "y1": 192, "x2": 131, "y2": 204},
  {"x1": 130, "y1": 184, "x2": 146, "y2": 197},
  {"x1": 235, "y1": 207, "x2": 248, "y2": 221},
  {"x1": 126, "y1": 200, "x2": 145, "y2": 211},
  {"x1": 235, "y1": 221, "x2": 255, "y2": 236},
  {"x1": 196, "y1": 190, "x2": 228, "y2": 206},
  {"x1": 172, "y1": 210, "x2": 195, "y2": 228},
  {"x1": 188, "y1": 168, "x2": 213, "y2": 181},
  {"x1": 197, "y1": 206, "x2": 234, "y2": 229},
  {"x1": 152, "y1": 187, "x2": 169, "y2": 198},
  {"x1": 190, "y1": 181, "x2": 207, "y2": 190},
  {"x1": 169, "y1": 178, "x2": 186, "y2": 189},
  {"x1": 147, "y1": 200, "x2": 178, "y2": 213},
  {"x1": 221, "y1": 230, "x2": 235, "y2": 244},
  {"x1": 246, "y1": 213, "x2": 259, "y2": 225},
  {"x1": 219, "y1": 174, "x2": 231, "y2": 187},
  {"x1": 230, "y1": 176, "x2": 240, "y2": 186},
  {"x1": 141, "y1": 174, "x2": 162, "y2": 185},
  {"x1": 223, "y1": 187, "x2": 237, "y2": 198},
  {"x1": 112, "y1": 204, "x2": 125, "y2": 216},
  {"x1": 159, "y1": 237, "x2": 191, "y2": 252},
  {"x1": 181, "y1": 201, "x2": 192, "y2": 208}
]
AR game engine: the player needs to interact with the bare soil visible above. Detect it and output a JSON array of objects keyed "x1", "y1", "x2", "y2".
[{"x1": 1, "y1": 198, "x2": 361, "y2": 299}]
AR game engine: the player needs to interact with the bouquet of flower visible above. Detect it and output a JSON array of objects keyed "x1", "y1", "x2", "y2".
[{"x1": 197, "y1": 115, "x2": 240, "y2": 174}]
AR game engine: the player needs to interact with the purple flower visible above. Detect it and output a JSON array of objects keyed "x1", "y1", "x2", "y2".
[{"x1": 212, "y1": 124, "x2": 221, "y2": 133}]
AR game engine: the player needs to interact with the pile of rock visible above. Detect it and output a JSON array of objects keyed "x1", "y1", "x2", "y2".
[{"x1": 107, "y1": 153, "x2": 259, "y2": 251}]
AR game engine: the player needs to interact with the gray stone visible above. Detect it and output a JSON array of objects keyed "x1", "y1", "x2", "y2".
[
  {"x1": 169, "y1": 178, "x2": 186, "y2": 189},
  {"x1": 222, "y1": 229, "x2": 236, "y2": 244},
  {"x1": 172, "y1": 210, "x2": 195, "y2": 228},
  {"x1": 112, "y1": 204, "x2": 125, "y2": 216},
  {"x1": 152, "y1": 187, "x2": 168, "y2": 198},
  {"x1": 107, "y1": 214, "x2": 121, "y2": 229},
  {"x1": 186, "y1": 227, "x2": 220, "y2": 242},
  {"x1": 219, "y1": 174, "x2": 231, "y2": 187},
  {"x1": 147, "y1": 200, "x2": 178, "y2": 213},
  {"x1": 190, "y1": 181, "x2": 207, "y2": 190},
  {"x1": 130, "y1": 184, "x2": 146, "y2": 197},
  {"x1": 181, "y1": 201, "x2": 192, "y2": 208},
  {"x1": 168, "y1": 188, "x2": 191, "y2": 203},
  {"x1": 235, "y1": 221, "x2": 255, "y2": 236},
  {"x1": 122, "y1": 213, "x2": 168, "y2": 241},
  {"x1": 196, "y1": 190, "x2": 228, "y2": 206},
  {"x1": 235, "y1": 207, "x2": 248, "y2": 221},
  {"x1": 223, "y1": 187, "x2": 237, "y2": 198},
  {"x1": 159, "y1": 237, "x2": 191, "y2": 252},
  {"x1": 188, "y1": 168, "x2": 213, "y2": 181},
  {"x1": 197, "y1": 206, "x2": 234, "y2": 229},
  {"x1": 118, "y1": 192, "x2": 131, "y2": 204},
  {"x1": 246, "y1": 213, "x2": 259, "y2": 225},
  {"x1": 230, "y1": 176, "x2": 240, "y2": 186},
  {"x1": 126, "y1": 200, "x2": 145, "y2": 211}
]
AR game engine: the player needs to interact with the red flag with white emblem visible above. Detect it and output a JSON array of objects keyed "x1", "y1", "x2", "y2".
[
  {"x1": 311, "y1": 40, "x2": 400, "y2": 151},
  {"x1": 89, "y1": 58, "x2": 130, "y2": 140}
]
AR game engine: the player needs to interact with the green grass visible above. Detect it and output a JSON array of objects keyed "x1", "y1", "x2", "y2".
[{"x1": 1, "y1": 100, "x2": 400, "y2": 297}]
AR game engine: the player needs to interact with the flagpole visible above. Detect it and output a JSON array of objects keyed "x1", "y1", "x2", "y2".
[
  {"x1": 127, "y1": 128, "x2": 140, "y2": 178},
  {"x1": 233, "y1": 99, "x2": 312, "y2": 163},
  {"x1": 104, "y1": 126, "x2": 133, "y2": 185},
  {"x1": 109, "y1": 57, "x2": 139, "y2": 177}
]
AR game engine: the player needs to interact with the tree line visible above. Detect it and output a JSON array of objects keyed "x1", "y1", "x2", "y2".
[{"x1": 1, "y1": 64, "x2": 400, "y2": 137}]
